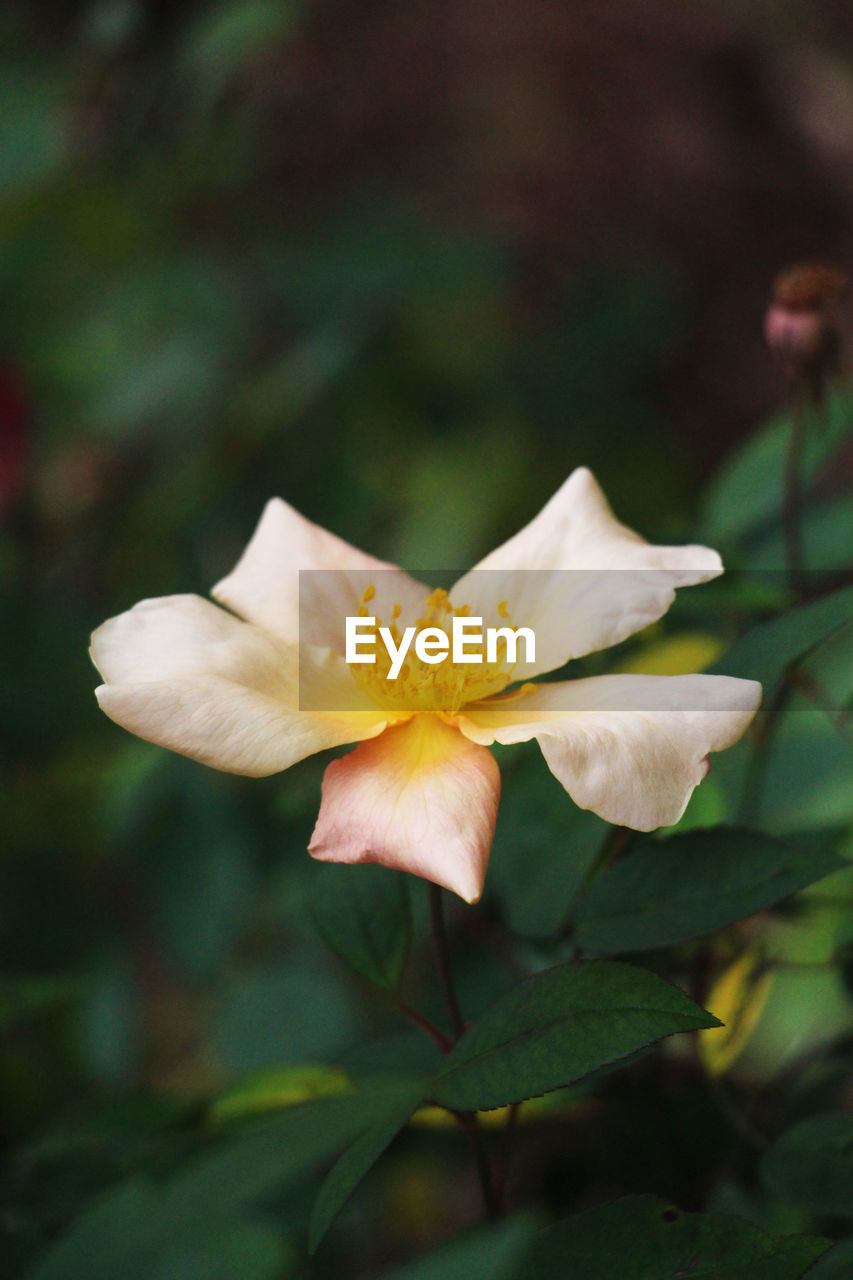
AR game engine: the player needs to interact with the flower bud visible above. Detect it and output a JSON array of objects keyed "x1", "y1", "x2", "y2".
[{"x1": 764, "y1": 263, "x2": 845, "y2": 395}]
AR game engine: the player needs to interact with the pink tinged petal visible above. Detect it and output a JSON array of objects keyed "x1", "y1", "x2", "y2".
[
  {"x1": 451, "y1": 468, "x2": 724, "y2": 677},
  {"x1": 308, "y1": 715, "x2": 501, "y2": 904},
  {"x1": 91, "y1": 594, "x2": 387, "y2": 775},
  {"x1": 211, "y1": 496, "x2": 430, "y2": 649},
  {"x1": 458, "y1": 673, "x2": 761, "y2": 831}
]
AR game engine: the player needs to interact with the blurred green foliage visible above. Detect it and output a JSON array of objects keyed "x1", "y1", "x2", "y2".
[{"x1": 2, "y1": 3, "x2": 853, "y2": 1278}]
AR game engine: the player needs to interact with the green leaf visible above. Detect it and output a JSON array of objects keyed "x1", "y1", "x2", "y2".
[
  {"x1": 490, "y1": 745, "x2": 609, "y2": 938},
  {"x1": 801, "y1": 1237, "x2": 853, "y2": 1277},
  {"x1": 521, "y1": 1194, "x2": 830, "y2": 1279},
  {"x1": 308, "y1": 1077, "x2": 425, "y2": 1253},
  {"x1": 762, "y1": 1113, "x2": 853, "y2": 1219},
  {"x1": 430, "y1": 961, "x2": 719, "y2": 1111},
  {"x1": 708, "y1": 587, "x2": 853, "y2": 694},
  {"x1": 377, "y1": 1215, "x2": 540, "y2": 1280},
  {"x1": 801, "y1": 619, "x2": 853, "y2": 709},
  {"x1": 701, "y1": 388, "x2": 853, "y2": 548},
  {"x1": 27, "y1": 1180, "x2": 158, "y2": 1280},
  {"x1": 26, "y1": 1180, "x2": 290, "y2": 1280},
  {"x1": 572, "y1": 829, "x2": 845, "y2": 955},
  {"x1": 31, "y1": 1081, "x2": 424, "y2": 1277},
  {"x1": 165, "y1": 1088, "x2": 390, "y2": 1220},
  {"x1": 145, "y1": 1222, "x2": 289, "y2": 1280},
  {"x1": 752, "y1": 705, "x2": 853, "y2": 834},
  {"x1": 310, "y1": 862, "x2": 411, "y2": 990},
  {"x1": 743, "y1": 494, "x2": 853, "y2": 573}
]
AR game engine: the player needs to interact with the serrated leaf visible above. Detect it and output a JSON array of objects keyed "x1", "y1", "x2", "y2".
[
  {"x1": 708, "y1": 587, "x2": 853, "y2": 694},
  {"x1": 309, "y1": 1077, "x2": 425, "y2": 1253},
  {"x1": 521, "y1": 1194, "x2": 830, "y2": 1279},
  {"x1": 430, "y1": 961, "x2": 719, "y2": 1112},
  {"x1": 310, "y1": 862, "x2": 411, "y2": 989},
  {"x1": 762, "y1": 1113, "x2": 853, "y2": 1219},
  {"x1": 573, "y1": 829, "x2": 844, "y2": 955}
]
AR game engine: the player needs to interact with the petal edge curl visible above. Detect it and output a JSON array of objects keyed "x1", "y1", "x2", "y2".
[
  {"x1": 452, "y1": 469, "x2": 723, "y2": 676},
  {"x1": 96, "y1": 678, "x2": 388, "y2": 777},
  {"x1": 459, "y1": 673, "x2": 761, "y2": 831},
  {"x1": 212, "y1": 496, "x2": 429, "y2": 648}
]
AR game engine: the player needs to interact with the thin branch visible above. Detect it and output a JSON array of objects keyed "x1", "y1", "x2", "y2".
[
  {"x1": 428, "y1": 882, "x2": 465, "y2": 1040},
  {"x1": 783, "y1": 388, "x2": 808, "y2": 597},
  {"x1": 453, "y1": 1109, "x2": 501, "y2": 1219},
  {"x1": 426, "y1": 882, "x2": 501, "y2": 1219},
  {"x1": 394, "y1": 995, "x2": 453, "y2": 1054},
  {"x1": 492, "y1": 1102, "x2": 520, "y2": 1216}
]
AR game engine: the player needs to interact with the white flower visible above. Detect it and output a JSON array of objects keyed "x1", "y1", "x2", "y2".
[{"x1": 90, "y1": 468, "x2": 761, "y2": 903}]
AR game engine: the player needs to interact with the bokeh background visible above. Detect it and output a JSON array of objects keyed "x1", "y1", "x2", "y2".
[{"x1": 3, "y1": 2, "x2": 853, "y2": 1277}]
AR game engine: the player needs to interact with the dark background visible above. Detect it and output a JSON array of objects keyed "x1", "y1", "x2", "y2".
[{"x1": 3, "y1": 3, "x2": 853, "y2": 1277}]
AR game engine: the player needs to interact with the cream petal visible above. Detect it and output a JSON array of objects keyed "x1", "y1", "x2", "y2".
[
  {"x1": 450, "y1": 468, "x2": 723, "y2": 677},
  {"x1": 458, "y1": 673, "x2": 761, "y2": 830},
  {"x1": 96, "y1": 679, "x2": 387, "y2": 776},
  {"x1": 91, "y1": 593, "x2": 384, "y2": 711},
  {"x1": 91, "y1": 594, "x2": 296, "y2": 697},
  {"x1": 91, "y1": 594, "x2": 387, "y2": 775},
  {"x1": 308, "y1": 715, "x2": 500, "y2": 904},
  {"x1": 211, "y1": 496, "x2": 430, "y2": 648}
]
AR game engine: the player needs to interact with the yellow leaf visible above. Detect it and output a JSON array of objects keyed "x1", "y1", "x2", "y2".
[
  {"x1": 700, "y1": 950, "x2": 773, "y2": 1076},
  {"x1": 211, "y1": 1063, "x2": 351, "y2": 1123},
  {"x1": 615, "y1": 632, "x2": 725, "y2": 676}
]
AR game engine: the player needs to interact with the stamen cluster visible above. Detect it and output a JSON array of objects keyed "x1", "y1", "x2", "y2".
[{"x1": 349, "y1": 586, "x2": 521, "y2": 715}]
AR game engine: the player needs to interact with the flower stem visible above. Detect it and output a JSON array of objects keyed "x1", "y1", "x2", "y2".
[
  {"x1": 783, "y1": 386, "x2": 807, "y2": 597},
  {"x1": 427, "y1": 882, "x2": 502, "y2": 1219},
  {"x1": 492, "y1": 1102, "x2": 519, "y2": 1215},
  {"x1": 428, "y1": 882, "x2": 465, "y2": 1040},
  {"x1": 464, "y1": 1115, "x2": 501, "y2": 1220}
]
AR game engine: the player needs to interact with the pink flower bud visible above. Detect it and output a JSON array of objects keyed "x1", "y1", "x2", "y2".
[
  {"x1": 764, "y1": 304, "x2": 826, "y2": 365},
  {"x1": 764, "y1": 263, "x2": 845, "y2": 388}
]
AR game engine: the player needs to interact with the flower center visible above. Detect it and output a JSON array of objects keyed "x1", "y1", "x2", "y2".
[{"x1": 349, "y1": 586, "x2": 534, "y2": 715}]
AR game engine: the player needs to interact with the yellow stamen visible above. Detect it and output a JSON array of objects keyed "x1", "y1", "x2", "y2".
[{"x1": 348, "y1": 591, "x2": 533, "y2": 716}]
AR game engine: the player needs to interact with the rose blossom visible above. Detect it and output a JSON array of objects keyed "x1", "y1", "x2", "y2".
[{"x1": 91, "y1": 469, "x2": 761, "y2": 902}]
